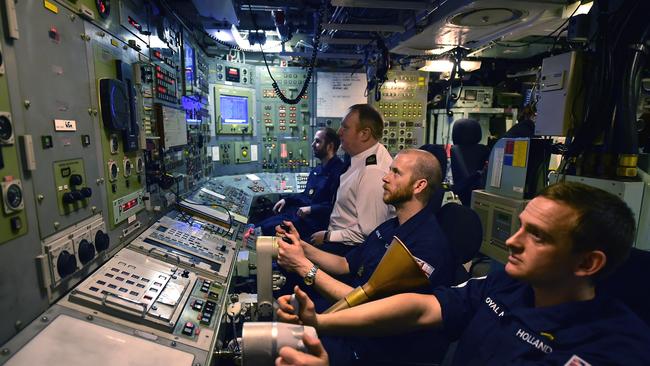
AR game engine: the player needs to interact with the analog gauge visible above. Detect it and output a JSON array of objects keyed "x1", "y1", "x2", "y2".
[
  {"x1": 108, "y1": 161, "x2": 118, "y2": 181},
  {"x1": 5, "y1": 183, "x2": 23, "y2": 210},
  {"x1": 0, "y1": 113, "x2": 14, "y2": 144},
  {"x1": 96, "y1": 0, "x2": 110, "y2": 19},
  {"x1": 123, "y1": 159, "x2": 132, "y2": 177},
  {"x1": 110, "y1": 134, "x2": 119, "y2": 154},
  {"x1": 136, "y1": 156, "x2": 144, "y2": 173}
]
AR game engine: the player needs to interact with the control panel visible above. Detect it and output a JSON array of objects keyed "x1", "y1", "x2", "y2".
[
  {"x1": 213, "y1": 60, "x2": 254, "y2": 86},
  {"x1": 41, "y1": 214, "x2": 109, "y2": 292},
  {"x1": 10, "y1": 5, "x2": 103, "y2": 237},
  {"x1": 132, "y1": 211, "x2": 238, "y2": 281},
  {"x1": 90, "y1": 26, "x2": 146, "y2": 229},
  {"x1": 151, "y1": 48, "x2": 181, "y2": 105},
  {"x1": 372, "y1": 70, "x2": 429, "y2": 154},
  {"x1": 257, "y1": 67, "x2": 313, "y2": 172},
  {"x1": 53, "y1": 159, "x2": 93, "y2": 215},
  {"x1": 452, "y1": 86, "x2": 494, "y2": 108},
  {"x1": 66, "y1": 247, "x2": 221, "y2": 350},
  {"x1": 187, "y1": 177, "x2": 255, "y2": 223},
  {"x1": 0, "y1": 73, "x2": 26, "y2": 242}
]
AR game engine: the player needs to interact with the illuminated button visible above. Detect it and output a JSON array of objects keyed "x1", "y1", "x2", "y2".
[
  {"x1": 205, "y1": 301, "x2": 216, "y2": 311},
  {"x1": 192, "y1": 300, "x2": 204, "y2": 311},
  {"x1": 182, "y1": 322, "x2": 195, "y2": 336},
  {"x1": 200, "y1": 315, "x2": 211, "y2": 325}
]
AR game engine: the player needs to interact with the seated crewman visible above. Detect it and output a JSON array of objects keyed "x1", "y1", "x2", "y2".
[
  {"x1": 277, "y1": 182, "x2": 650, "y2": 366},
  {"x1": 256, "y1": 128, "x2": 345, "y2": 238},
  {"x1": 275, "y1": 149, "x2": 455, "y2": 365}
]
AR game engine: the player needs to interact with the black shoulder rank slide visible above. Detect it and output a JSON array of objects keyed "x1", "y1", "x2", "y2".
[{"x1": 365, "y1": 154, "x2": 377, "y2": 166}]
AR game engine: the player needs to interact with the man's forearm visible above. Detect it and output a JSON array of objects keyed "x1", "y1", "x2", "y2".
[
  {"x1": 315, "y1": 293, "x2": 443, "y2": 336},
  {"x1": 302, "y1": 242, "x2": 350, "y2": 276},
  {"x1": 312, "y1": 270, "x2": 354, "y2": 302},
  {"x1": 327, "y1": 227, "x2": 365, "y2": 245}
]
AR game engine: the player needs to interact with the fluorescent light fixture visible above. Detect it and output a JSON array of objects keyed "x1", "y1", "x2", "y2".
[
  {"x1": 424, "y1": 46, "x2": 455, "y2": 56},
  {"x1": 210, "y1": 25, "x2": 289, "y2": 53},
  {"x1": 418, "y1": 60, "x2": 482, "y2": 73},
  {"x1": 574, "y1": 1, "x2": 593, "y2": 15}
]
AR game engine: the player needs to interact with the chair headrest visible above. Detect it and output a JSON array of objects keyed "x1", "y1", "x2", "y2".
[
  {"x1": 452, "y1": 118, "x2": 482, "y2": 145},
  {"x1": 436, "y1": 203, "x2": 483, "y2": 263}
]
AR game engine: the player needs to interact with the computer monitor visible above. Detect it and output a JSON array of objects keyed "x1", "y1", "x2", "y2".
[{"x1": 220, "y1": 95, "x2": 248, "y2": 125}]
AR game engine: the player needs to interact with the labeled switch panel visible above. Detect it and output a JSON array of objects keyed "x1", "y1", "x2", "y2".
[
  {"x1": 54, "y1": 159, "x2": 92, "y2": 215},
  {"x1": 257, "y1": 66, "x2": 312, "y2": 172},
  {"x1": 372, "y1": 70, "x2": 429, "y2": 154}
]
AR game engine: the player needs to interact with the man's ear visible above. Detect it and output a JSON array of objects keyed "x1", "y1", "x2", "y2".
[
  {"x1": 358, "y1": 127, "x2": 372, "y2": 142},
  {"x1": 412, "y1": 178, "x2": 427, "y2": 196},
  {"x1": 574, "y1": 250, "x2": 607, "y2": 278}
]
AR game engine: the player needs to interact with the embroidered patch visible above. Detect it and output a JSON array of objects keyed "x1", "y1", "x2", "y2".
[
  {"x1": 564, "y1": 355, "x2": 591, "y2": 366},
  {"x1": 413, "y1": 256, "x2": 435, "y2": 278},
  {"x1": 357, "y1": 265, "x2": 365, "y2": 278}
]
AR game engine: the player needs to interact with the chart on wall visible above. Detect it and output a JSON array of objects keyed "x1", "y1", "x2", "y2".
[{"x1": 316, "y1": 72, "x2": 367, "y2": 118}]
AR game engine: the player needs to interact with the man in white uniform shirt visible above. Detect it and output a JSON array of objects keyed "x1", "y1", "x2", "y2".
[{"x1": 310, "y1": 104, "x2": 394, "y2": 254}]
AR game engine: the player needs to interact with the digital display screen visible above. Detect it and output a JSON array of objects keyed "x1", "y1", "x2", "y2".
[
  {"x1": 464, "y1": 89, "x2": 477, "y2": 101},
  {"x1": 121, "y1": 198, "x2": 139, "y2": 212},
  {"x1": 220, "y1": 95, "x2": 248, "y2": 125},
  {"x1": 225, "y1": 66, "x2": 240, "y2": 82}
]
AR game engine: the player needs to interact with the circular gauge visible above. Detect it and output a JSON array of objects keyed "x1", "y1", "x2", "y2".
[
  {"x1": 0, "y1": 114, "x2": 13, "y2": 143},
  {"x1": 136, "y1": 156, "x2": 144, "y2": 173},
  {"x1": 110, "y1": 134, "x2": 119, "y2": 154},
  {"x1": 108, "y1": 161, "x2": 118, "y2": 181},
  {"x1": 5, "y1": 183, "x2": 23, "y2": 210},
  {"x1": 96, "y1": 0, "x2": 110, "y2": 19},
  {"x1": 123, "y1": 159, "x2": 132, "y2": 177}
]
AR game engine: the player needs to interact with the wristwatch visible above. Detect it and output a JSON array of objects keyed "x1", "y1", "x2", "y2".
[
  {"x1": 324, "y1": 230, "x2": 331, "y2": 243},
  {"x1": 303, "y1": 264, "x2": 319, "y2": 286}
]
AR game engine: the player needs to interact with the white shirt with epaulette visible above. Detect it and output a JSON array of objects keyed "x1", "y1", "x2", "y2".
[{"x1": 328, "y1": 143, "x2": 395, "y2": 245}]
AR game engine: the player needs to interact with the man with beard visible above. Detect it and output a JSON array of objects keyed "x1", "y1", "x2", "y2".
[
  {"x1": 256, "y1": 128, "x2": 345, "y2": 237},
  {"x1": 275, "y1": 149, "x2": 455, "y2": 365},
  {"x1": 278, "y1": 183, "x2": 650, "y2": 366}
]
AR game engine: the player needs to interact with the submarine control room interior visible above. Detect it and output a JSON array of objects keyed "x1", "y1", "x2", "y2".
[{"x1": 1, "y1": 0, "x2": 650, "y2": 365}]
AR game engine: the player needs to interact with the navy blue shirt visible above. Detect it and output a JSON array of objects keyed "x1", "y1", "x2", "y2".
[
  {"x1": 434, "y1": 270, "x2": 650, "y2": 365},
  {"x1": 335, "y1": 206, "x2": 455, "y2": 364},
  {"x1": 258, "y1": 156, "x2": 344, "y2": 236},
  {"x1": 345, "y1": 205, "x2": 455, "y2": 288},
  {"x1": 284, "y1": 156, "x2": 345, "y2": 225}
]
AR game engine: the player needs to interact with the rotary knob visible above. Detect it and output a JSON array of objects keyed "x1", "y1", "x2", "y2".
[
  {"x1": 94, "y1": 230, "x2": 109, "y2": 252},
  {"x1": 80, "y1": 187, "x2": 92, "y2": 198},
  {"x1": 70, "y1": 190, "x2": 84, "y2": 201},
  {"x1": 78, "y1": 239, "x2": 95, "y2": 264},
  {"x1": 69, "y1": 174, "x2": 83, "y2": 186},
  {"x1": 56, "y1": 250, "x2": 77, "y2": 278},
  {"x1": 62, "y1": 192, "x2": 76, "y2": 204}
]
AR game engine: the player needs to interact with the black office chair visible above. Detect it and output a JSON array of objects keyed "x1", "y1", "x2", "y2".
[
  {"x1": 598, "y1": 248, "x2": 650, "y2": 326},
  {"x1": 450, "y1": 118, "x2": 490, "y2": 205},
  {"x1": 436, "y1": 202, "x2": 483, "y2": 284},
  {"x1": 420, "y1": 144, "x2": 449, "y2": 211}
]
